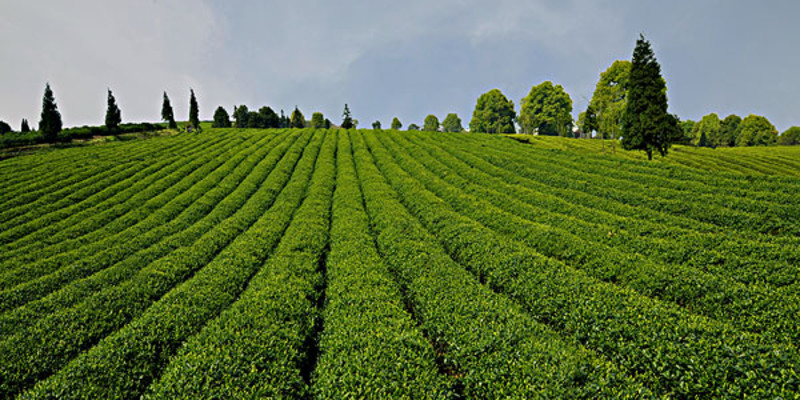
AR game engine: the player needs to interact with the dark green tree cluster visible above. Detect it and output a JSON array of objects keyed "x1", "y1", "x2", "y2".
[
  {"x1": 690, "y1": 112, "x2": 781, "y2": 147},
  {"x1": 519, "y1": 81, "x2": 573, "y2": 136},
  {"x1": 621, "y1": 35, "x2": 682, "y2": 160},
  {"x1": 161, "y1": 92, "x2": 177, "y2": 129},
  {"x1": 423, "y1": 114, "x2": 440, "y2": 132},
  {"x1": 442, "y1": 113, "x2": 464, "y2": 132},
  {"x1": 39, "y1": 83, "x2": 62, "y2": 141},
  {"x1": 737, "y1": 115, "x2": 777, "y2": 146},
  {"x1": 231, "y1": 105, "x2": 283, "y2": 129},
  {"x1": 0, "y1": 120, "x2": 11, "y2": 135},
  {"x1": 290, "y1": 107, "x2": 305, "y2": 128},
  {"x1": 105, "y1": 89, "x2": 122, "y2": 132},
  {"x1": 391, "y1": 117, "x2": 402, "y2": 130},
  {"x1": 20, "y1": 119, "x2": 31, "y2": 133},
  {"x1": 212, "y1": 106, "x2": 231, "y2": 128},
  {"x1": 469, "y1": 89, "x2": 516, "y2": 133}
]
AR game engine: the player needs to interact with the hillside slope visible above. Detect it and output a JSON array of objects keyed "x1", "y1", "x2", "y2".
[{"x1": 0, "y1": 128, "x2": 798, "y2": 398}]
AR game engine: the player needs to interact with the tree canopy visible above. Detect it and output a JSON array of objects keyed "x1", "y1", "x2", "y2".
[
  {"x1": 290, "y1": 107, "x2": 305, "y2": 128},
  {"x1": 39, "y1": 83, "x2": 62, "y2": 141},
  {"x1": 212, "y1": 106, "x2": 231, "y2": 128},
  {"x1": 341, "y1": 104, "x2": 354, "y2": 129},
  {"x1": 736, "y1": 115, "x2": 777, "y2": 146},
  {"x1": 589, "y1": 60, "x2": 631, "y2": 139},
  {"x1": 469, "y1": 89, "x2": 516, "y2": 134},
  {"x1": 408, "y1": 123, "x2": 420, "y2": 131},
  {"x1": 20, "y1": 119, "x2": 30, "y2": 133},
  {"x1": 519, "y1": 81, "x2": 573, "y2": 136},
  {"x1": 0, "y1": 120, "x2": 11, "y2": 135},
  {"x1": 423, "y1": 114, "x2": 440, "y2": 132},
  {"x1": 442, "y1": 113, "x2": 463, "y2": 133},
  {"x1": 372, "y1": 120, "x2": 382, "y2": 130},
  {"x1": 578, "y1": 104, "x2": 598, "y2": 138},
  {"x1": 621, "y1": 35, "x2": 681, "y2": 160},
  {"x1": 720, "y1": 114, "x2": 741, "y2": 147},
  {"x1": 188, "y1": 89, "x2": 199, "y2": 130},
  {"x1": 161, "y1": 92, "x2": 177, "y2": 129},
  {"x1": 310, "y1": 112, "x2": 325, "y2": 129},
  {"x1": 105, "y1": 89, "x2": 122, "y2": 131},
  {"x1": 692, "y1": 113, "x2": 721, "y2": 147},
  {"x1": 778, "y1": 126, "x2": 800, "y2": 146},
  {"x1": 391, "y1": 117, "x2": 402, "y2": 130},
  {"x1": 233, "y1": 105, "x2": 249, "y2": 128}
]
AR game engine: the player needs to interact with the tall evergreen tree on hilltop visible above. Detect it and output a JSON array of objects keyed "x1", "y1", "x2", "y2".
[
  {"x1": 621, "y1": 34, "x2": 681, "y2": 160},
  {"x1": 290, "y1": 106, "x2": 305, "y2": 128},
  {"x1": 105, "y1": 89, "x2": 122, "y2": 131},
  {"x1": 20, "y1": 119, "x2": 30, "y2": 133},
  {"x1": 341, "y1": 104, "x2": 354, "y2": 129},
  {"x1": 39, "y1": 83, "x2": 62, "y2": 142},
  {"x1": 161, "y1": 91, "x2": 177, "y2": 129},
  {"x1": 189, "y1": 89, "x2": 199, "y2": 131}
]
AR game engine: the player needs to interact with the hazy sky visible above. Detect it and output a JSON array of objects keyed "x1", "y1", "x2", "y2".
[{"x1": 1, "y1": 0, "x2": 799, "y2": 131}]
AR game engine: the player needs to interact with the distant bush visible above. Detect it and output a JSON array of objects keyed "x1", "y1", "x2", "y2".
[{"x1": 0, "y1": 122, "x2": 166, "y2": 149}]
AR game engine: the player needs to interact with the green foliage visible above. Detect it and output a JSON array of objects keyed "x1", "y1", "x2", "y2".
[
  {"x1": 692, "y1": 113, "x2": 720, "y2": 147},
  {"x1": 679, "y1": 119, "x2": 695, "y2": 144},
  {"x1": 519, "y1": 81, "x2": 573, "y2": 136},
  {"x1": 212, "y1": 106, "x2": 231, "y2": 128},
  {"x1": 20, "y1": 119, "x2": 30, "y2": 133},
  {"x1": 589, "y1": 60, "x2": 631, "y2": 139},
  {"x1": 371, "y1": 120, "x2": 381, "y2": 130},
  {"x1": 579, "y1": 104, "x2": 598, "y2": 137},
  {"x1": 341, "y1": 104, "x2": 354, "y2": 129},
  {"x1": 736, "y1": 114, "x2": 778, "y2": 146},
  {"x1": 39, "y1": 83, "x2": 62, "y2": 142},
  {"x1": 0, "y1": 120, "x2": 11, "y2": 135},
  {"x1": 469, "y1": 88, "x2": 516, "y2": 133},
  {"x1": 621, "y1": 35, "x2": 681, "y2": 160},
  {"x1": 423, "y1": 114, "x2": 439, "y2": 132},
  {"x1": 104, "y1": 89, "x2": 122, "y2": 132},
  {"x1": 720, "y1": 114, "x2": 741, "y2": 147},
  {"x1": 310, "y1": 112, "x2": 325, "y2": 129},
  {"x1": 232, "y1": 105, "x2": 249, "y2": 128},
  {"x1": 188, "y1": 89, "x2": 199, "y2": 130},
  {"x1": 407, "y1": 123, "x2": 420, "y2": 131},
  {"x1": 161, "y1": 92, "x2": 177, "y2": 129},
  {"x1": 779, "y1": 126, "x2": 800, "y2": 145},
  {"x1": 391, "y1": 117, "x2": 402, "y2": 130},
  {"x1": 441, "y1": 113, "x2": 463, "y2": 133},
  {"x1": 290, "y1": 106, "x2": 305, "y2": 128}
]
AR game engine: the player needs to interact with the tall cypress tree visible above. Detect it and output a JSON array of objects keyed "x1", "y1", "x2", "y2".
[
  {"x1": 161, "y1": 91, "x2": 177, "y2": 129},
  {"x1": 39, "y1": 83, "x2": 62, "y2": 142},
  {"x1": 621, "y1": 34, "x2": 681, "y2": 160},
  {"x1": 341, "y1": 104, "x2": 354, "y2": 129},
  {"x1": 20, "y1": 119, "x2": 30, "y2": 133},
  {"x1": 105, "y1": 89, "x2": 122, "y2": 131},
  {"x1": 189, "y1": 89, "x2": 199, "y2": 130}
]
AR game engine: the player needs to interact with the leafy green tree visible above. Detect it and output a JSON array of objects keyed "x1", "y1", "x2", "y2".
[
  {"x1": 679, "y1": 119, "x2": 696, "y2": 145},
  {"x1": 341, "y1": 104, "x2": 354, "y2": 129},
  {"x1": 310, "y1": 112, "x2": 325, "y2": 129},
  {"x1": 621, "y1": 35, "x2": 681, "y2": 160},
  {"x1": 188, "y1": 89, "x2": 199, "y2": 130},
  {"x1": 736, "y1": 115, "x2": 778, "y2": 146},
  {"x1": 579, "y1": 104, "x2": 598, "y2": 138},
  {"x1": 391, "y1": 117, "x2": 402, "y2": 130},
  {"x1": 0, "y1": 120, "x2": 11, "y2": 135},
  {"x1": 589, "y1": 60, "x2": 631, "y2": 139},
  {"x1": 259, "y1": 106, "x2": 280, "y2": 128},
  {"x1": 20, "y1": 119, "x2": 30, "y2": 133},
  {"x1": 692, "y1": 113, "x2": 721, "y2": 147},
  {"x1": 778, "y1": 126, "x2": 800, "y2": 145},
  {"x1": 442, "y1": 113, "x2": 463, "y2": 133},
  {"x1": 39, "y1": 83, "x2": 62, "y2": 141},
  {"x1": 232, "y1": 105, "x2": 249, "y2": 128},
  {"x1": 720, "y1": 114, "x2": 742, "y2": 147},
  {"x1": 212, "y1": 106, "x2": 231, "y2": 128},
  {"x1": 161, "y1": 92, "x2": 177, "y2": 129},
  {"x1": 290, "y1": 106, "x2": 305, "y2": 128},
  {"x1": 372, "y1": 120, "x2": 382, "y2": 130},
  {"x1": 408, "y1": 123, "x2": 420, "y2": 131},
  {"x1": 519, "y1": 81, "x2": 573, "y2": 136},
  {"x1": 469, "y1": 89, "x2": 516, "y2": 134},
  {"x1": 423, "y1": 114, "x2": 440, "y2": 132},
  {"x1": 105, "y1": 89, "x2": 122, "y2": 131}
]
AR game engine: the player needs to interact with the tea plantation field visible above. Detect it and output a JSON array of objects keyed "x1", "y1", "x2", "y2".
[{"x1": 0, "y1": 128, "x2": 799, "y2": 398}]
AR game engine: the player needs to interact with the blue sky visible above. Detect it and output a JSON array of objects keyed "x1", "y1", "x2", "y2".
[{"x1": 1, "y1": 0, "x2": 798, "y2": 132}]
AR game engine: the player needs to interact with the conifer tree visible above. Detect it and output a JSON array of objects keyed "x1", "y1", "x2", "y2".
[
  {"x1": 20, "y1": 119, "x2": 30, "y2": 133},
  {"x1": 105, "y1": 89, "x2": 122, "y2": 131},
  {"x1": 188, "y1": 89, "x2": 199, "y2": 130},
  {"x1": 161, "y1": 92, "x2": 177, "y2": 129},
  {"x1": 39, "y1": 83, "x2": 62, "y2": 142},
  {"x1": 621, "y1": 35, "x2": 681, "y2": 160},
  {"x1": 290, "y1": 106, "x2": 305, "y2": 128},
  {"x1": 341, "y1": 104, "x2": 354, "y2": 129}
]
